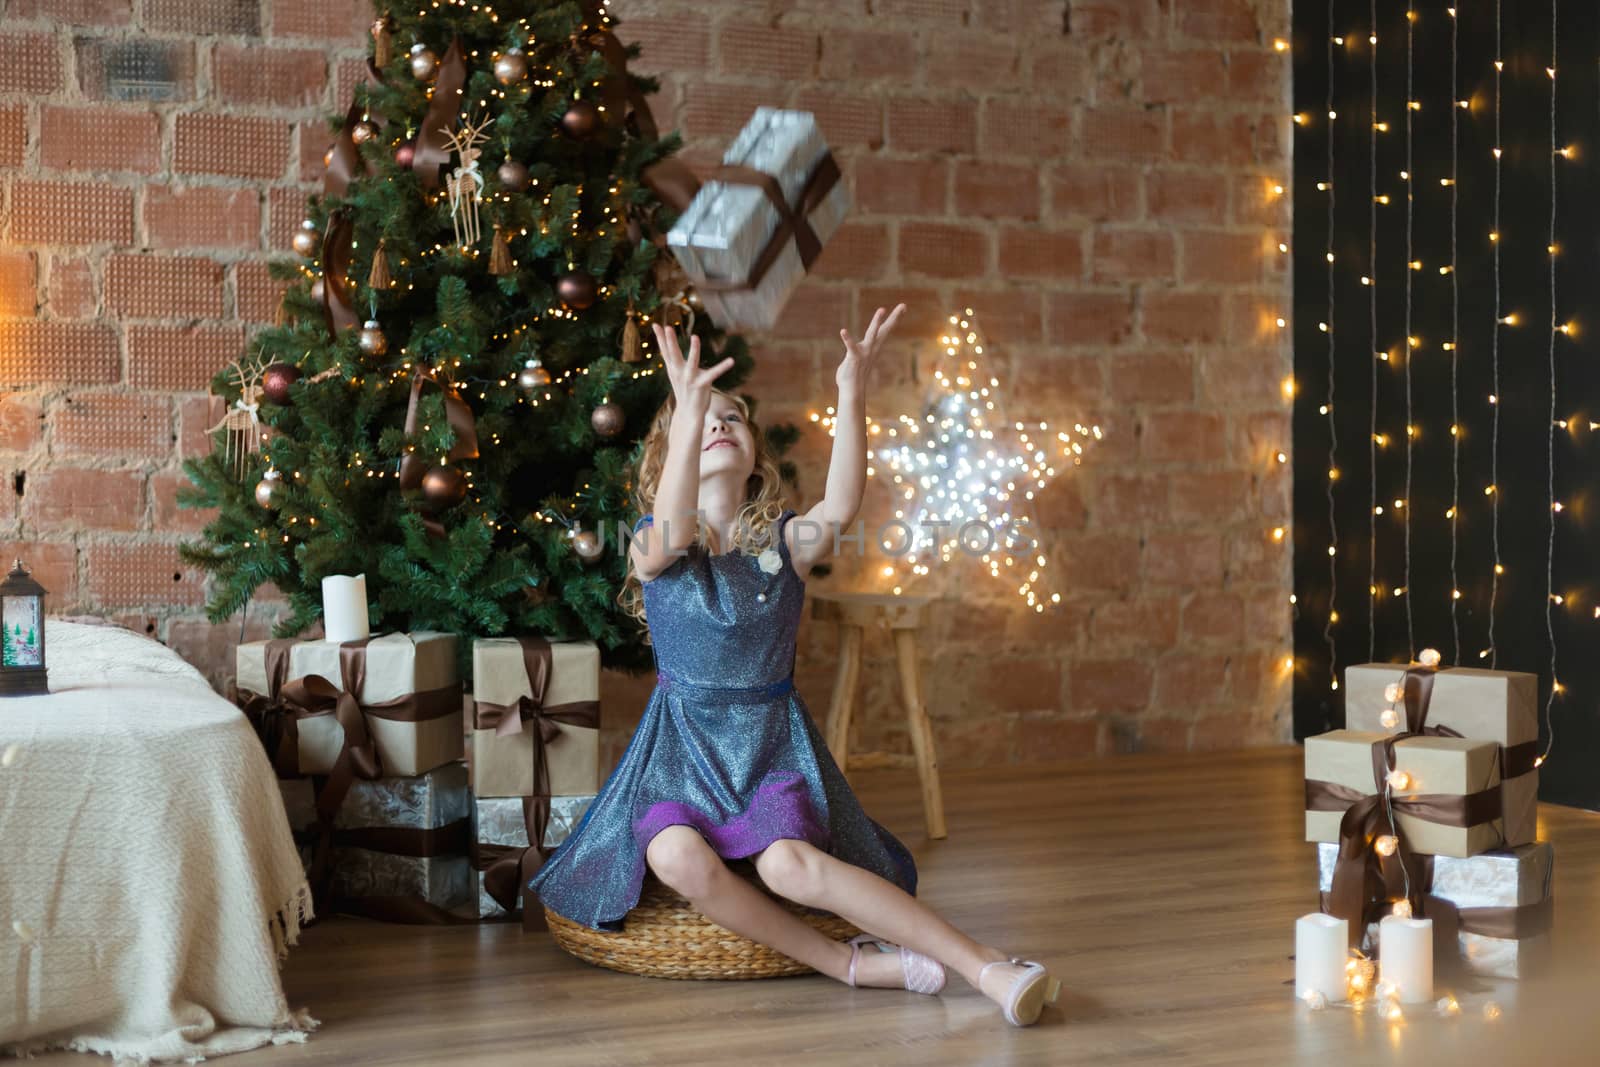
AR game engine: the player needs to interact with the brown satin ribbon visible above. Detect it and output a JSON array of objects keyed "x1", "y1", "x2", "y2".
[
  {"x1": 411, "y1": 37, "x2": 468, "y2": 191},
  {"x1": 1319, "y1": 880, "x2": 1553, "y2": 947},
  {"x1": 331, "y1": 817, "x2": 470, "y2": 858},
  {"x1": 232, "y1": 638, "x2": 299, "y2": 777},
  {"x1": 471, "y1": 637, "x2": 600, "y2": 930},
  {"x1": 473, "y1": 796, "x2": 550, "y2": 931},
  {"x1": 321, "y1": 209, "x2": 358, "y2": 335}
]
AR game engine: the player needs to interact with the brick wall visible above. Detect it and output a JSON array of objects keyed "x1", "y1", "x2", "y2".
[{"x1": 0, "y1": 0, "x2": 1295, "y2": 769}]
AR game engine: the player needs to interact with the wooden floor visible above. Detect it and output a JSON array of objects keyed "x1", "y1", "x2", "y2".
[{"x1": 49, "y1": 748, "x2": 1600, "y2": 1065}]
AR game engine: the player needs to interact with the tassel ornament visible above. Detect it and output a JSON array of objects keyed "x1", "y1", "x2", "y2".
[
  {"x1": 372, "y1": 14, "x2": 394, "y2": 68},
  {"x1": 489, "y1": 224, "x2": 514, "y2": 276},
  {"x1": 368, "y1": 238, "x2": 392, "y2": 290},
  {"x1": 621, "y1": 302, "x2": 641, "y2": 363}
]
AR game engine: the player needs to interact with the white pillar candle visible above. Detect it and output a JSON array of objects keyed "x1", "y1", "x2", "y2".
[
  {"x1": 1379, "y1": 915, "x2": 1433, "y2": 1004},
  {"x1": 321, "y1": 573, "x2": 370, "y2": 643},
  {"x1": 1295, "y1": 913, "x2": 1349, "y2": 1002}
]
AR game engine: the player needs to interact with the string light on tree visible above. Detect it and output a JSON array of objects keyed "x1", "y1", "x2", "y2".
[{"x1": 813, "y1": 311, "x2": 1101, "y2": 611}]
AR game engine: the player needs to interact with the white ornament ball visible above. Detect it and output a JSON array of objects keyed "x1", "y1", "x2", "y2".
[{"x1": 358, "y1": 319, "x2": 389, "y2": 356}]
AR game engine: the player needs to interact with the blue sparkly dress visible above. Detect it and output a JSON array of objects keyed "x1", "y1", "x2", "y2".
[{"x1": 530, "y1": 508, "x2": 919, "y2": 932}]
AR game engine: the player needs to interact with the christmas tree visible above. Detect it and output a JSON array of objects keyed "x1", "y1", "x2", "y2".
[{"x1": 180, "y1": 0, "x2": 796, "y2": 672}]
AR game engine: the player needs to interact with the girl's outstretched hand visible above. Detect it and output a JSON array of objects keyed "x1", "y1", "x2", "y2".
[
  {"x1": 836, "y1": 304, "x2": 907, "y2": 391},
  {"x1": 654, "y1": 322, "x2": 734, "y2": 420}
]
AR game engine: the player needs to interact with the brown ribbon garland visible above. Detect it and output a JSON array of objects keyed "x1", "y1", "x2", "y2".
[
  {"x1": 410, "y1": 37, "x2": 469, "y2": 192},
  {"x1": 470, "y1": 636, "x2": 601, "y2": 929},
  {"x1": 396, "y1": 366, "x2": 482, "y2": 537}
]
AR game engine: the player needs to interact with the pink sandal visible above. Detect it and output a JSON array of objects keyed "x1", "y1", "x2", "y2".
[
  {"x1": 845, "y1": 933, "x2": 947, "y2": 995},
  {"x1": 978, "y1": 957, "x2": 1061, "y2": 1026}
]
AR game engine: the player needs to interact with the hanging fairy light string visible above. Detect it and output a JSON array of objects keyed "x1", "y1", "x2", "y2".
[
  {"x1": 1322, "y1": 5, "x2": 1341, "y2": 694},
  {"x1": 1541, "y1": 2, "x2": 1562, "y2": 766},
  {"x1": 1400, "y1": 0, "x2": 1417, "y2": 659},
  {"x1": 1447, "y1": 5, "x2": 1463, "y2": 665},
  {"x1": 1485, "y1": 0, "x2": 1504, "y2": 665},
  {"x1": 1367, "y1": 0, "x2": 1380, "y2": 662}
]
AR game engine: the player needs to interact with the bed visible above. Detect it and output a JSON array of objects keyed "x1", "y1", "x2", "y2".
[{"x1": 0, "y1": 619, "x2": 316, "y2": 1062}]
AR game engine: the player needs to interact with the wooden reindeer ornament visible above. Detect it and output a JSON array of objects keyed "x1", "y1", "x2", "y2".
[
  {"x1": 207, "y1": 354, "x2": 273, "y2": 478},
  {"x1": 443, "y1": 112, "x2": 493, "y2": 250}
]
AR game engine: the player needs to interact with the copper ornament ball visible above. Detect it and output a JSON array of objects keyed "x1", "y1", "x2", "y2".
[
  {"x1": 262, "y1": 363, "x2": 302, "y2": 405},
  {"x1": 590, "y1": 401, "x2": 625, "y2": 438},
  {"x1": 493, "y1": 49, "x2": 528, "y2": 85},
  {"x1": 410, "y1": 44, "x2": 439, "y2": 80},
  {"x1": 292, "y1": 219, "x2": 319, "y2": 257},
  {"x1": 497, "y1": 159, "x2": 529, "y2": 191},
  {"x1": 560, "y1": 100, "x2": 602, "y2": 139},
  {"x1": 351, "y1": 121, "x2": 376, "y2": 145},
  {"x1": 254, "y1": 475, "x2": 285, "y2": 510},
  {"x1": 516, "y1": 358, "x2": 552, "y2": 392},
  {"x1": 421, "y1": 466, "x2": 468, "y2": 511},
  {"x1": 358, "y1": 320, "x2": 389, "y2": 356},
  {"x1": 556, "y1": 271, "x2": 597, "y2": 309}
]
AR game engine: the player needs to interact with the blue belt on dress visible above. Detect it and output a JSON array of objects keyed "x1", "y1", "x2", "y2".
[{"x1": 656, "y1": 669, "x2": 794, "y2": 704}]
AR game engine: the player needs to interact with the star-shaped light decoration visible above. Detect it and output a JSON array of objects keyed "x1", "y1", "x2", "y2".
[{"x1": 814, "y1": 309, "x2": 1101, "y2": 611}]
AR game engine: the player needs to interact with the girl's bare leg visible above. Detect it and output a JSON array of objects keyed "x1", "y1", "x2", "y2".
[
  {"x1": 644, "y1": 826, "x2": 861, "y2": 983},
  {"x1": 751, "y1": 839, "x2": 1028, "y2": 1001}
]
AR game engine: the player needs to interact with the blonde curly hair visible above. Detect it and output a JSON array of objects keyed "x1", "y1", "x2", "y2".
[{"x1": 618, "y1": 387, "x2": 788, "y2": 625}]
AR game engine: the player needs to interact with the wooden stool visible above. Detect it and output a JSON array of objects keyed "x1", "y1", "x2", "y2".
[{"x1": 809, "y1": 593, "x2": 947, "y2": 840}]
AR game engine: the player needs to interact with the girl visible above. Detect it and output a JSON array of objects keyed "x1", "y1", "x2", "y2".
[{"x1": 529, "y1": 308, "x2": 1061, "y2": 1027}]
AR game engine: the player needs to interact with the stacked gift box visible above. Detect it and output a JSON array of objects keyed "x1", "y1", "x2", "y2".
[
  {"x1": 467, "y1": 636, "x2": 602, "y2": 925},
  {"x1": 236, "y1": 631, "x2": 469, "y2": 918},
  {"x1": 1302, "y1": 655, "x2": 1553, "y2": 981}
]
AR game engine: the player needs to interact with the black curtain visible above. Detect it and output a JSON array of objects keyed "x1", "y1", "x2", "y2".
[{"x1": 1291, "y1": 0, "x2": 1600, "y2": 810}]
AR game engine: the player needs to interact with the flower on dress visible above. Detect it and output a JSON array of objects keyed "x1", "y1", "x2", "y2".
[{"x1": 757, "y1": 547, "x2": 783, "y2": 575}]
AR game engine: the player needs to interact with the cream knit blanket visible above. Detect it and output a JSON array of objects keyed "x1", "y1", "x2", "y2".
[{"x1": 1, "y1": 620, "x2": 317, "y2": 1062}]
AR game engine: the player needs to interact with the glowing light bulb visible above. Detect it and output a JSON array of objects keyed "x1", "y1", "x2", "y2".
[
  {"x1": 1380, "y1": 708, "x2": 1401, "y2": 729},
  {"x1": 1483, "y1": 1001, "x2": 1502, "y2": 1021},
  {"x1": 1383, "y1": 1000, "x2": 1404, "y2": 1022},
  {"x1": 1375, "y1": 835, "x2": 1399, "y2": 857},
  {"x1": 1437, "y1": 995, "x2": 1461, "y2": 1017},
  {"x1": 1418, "y1": 648, "x2": 1441, "y2": 667},
  {"x1": 1384, "y1": 683, "x2": 1402, "y2": 702},
  {"x1": 1391, "y1": 899, "x2": 1412, "y2": 918},
  {"x1": 1387, "y1": 769, "x2": 1412, "y2": 790}
]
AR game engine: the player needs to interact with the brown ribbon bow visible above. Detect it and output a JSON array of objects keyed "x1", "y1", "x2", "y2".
[
  {"x1": 1309, "y1": 664, "x2": 1503, "y2": 948},
  {"x1": 318, "y1": 61, "x2": 386, "y2": 338},
  {"x1": 471, "y1": 637, "x2": 601, "y2": 929},
  {"x1": 474, "y1": 797, "x2": 550, "y2": 931}
]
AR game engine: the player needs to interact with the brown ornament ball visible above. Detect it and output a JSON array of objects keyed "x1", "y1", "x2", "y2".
[
  {"x1": 493, "y1": 49, "x2": 528, "y2": 85},
  {"x1": 395, "y1": 143, "x2": 415, "y2": 167},
  {"x1": 497, "y1": 159, "x2": 529, "y2": 191},
  {"x1": 351, "y1": 120, "x2": 376, "y2": 145},
  {"x1": 516, "y1": 358, "x2": 552, "y2": 392},
  {"x1": 262, "y1": 363, "x2": 301, "y2": 405},
  {"x1": 358, "y1": 319, "x2": 389, "y2": 356},
  {"x1": 421, "y1": 465, "x2": 468, "y2": 511},
  {"x1": 254, "y1": 472, "x2": 285, "y2": 510},
  {"x1": 556, "y1": 271, "x2": 597, "y2": 309},
  {"x1": 572, "y1": 528, "x2": 603, "y2": 563},
  {"x1": 560, "y1": 99, "x2": 602, "y2": 140},
  {"x1": 292, "y1": 219, "x2": 319, "y2": 257},
  {"x1": 410, "y1": 44, "x2": 438, "y2": 80},
  {"x1": 590, "y1": 401, "x2": 625, "y2": 438}
]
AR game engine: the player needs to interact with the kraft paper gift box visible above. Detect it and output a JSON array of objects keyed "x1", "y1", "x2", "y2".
[
  {"x1": 1344, "y1": 663, "x2": 1538, "y2": 847},
  {"x1": 468, "y1": 636, "x2": 600, "y2": 798},
  {"x1": 237, "y1": 632, "x2": 462, "y2": 778},
  {"x1": 1317, "y1": 840, "x2": 1554, "y2": 979},
  {"x1": 1303, "y1": 729, "x2": 1505, "y2": 858},
  {"x1": 666, "y1": 107, "x2": 850, "y2": 331},
  {"x1": 279, "y1": 761, "x2": 472, "y2": 914},
  {"x1": 471, "y1": 794, "x2": 595, "y2": 919}
]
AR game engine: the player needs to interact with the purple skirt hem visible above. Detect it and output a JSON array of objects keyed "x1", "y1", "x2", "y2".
[{"x1": 632, "y1": 770, "x2": 831, "y2": 860}]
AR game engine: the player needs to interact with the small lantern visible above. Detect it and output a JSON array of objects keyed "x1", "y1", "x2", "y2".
[{"x1": 0, "y1": 559, "x2": 48, "y2": 696}]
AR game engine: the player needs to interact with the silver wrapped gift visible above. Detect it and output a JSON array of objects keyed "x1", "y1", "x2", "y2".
[
  {"x1": 1316, "y1": 840, "x2": 1553, "y2": 978},
  {"x1": 278, "y1": 761, "x2": 473, "y2": 914},
  {"x1": 471, "y1": 793, "x2": 595, "y2": 919},
  {"x1": 666, "y1": 107, "x2": 849, "y2": 331}
]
